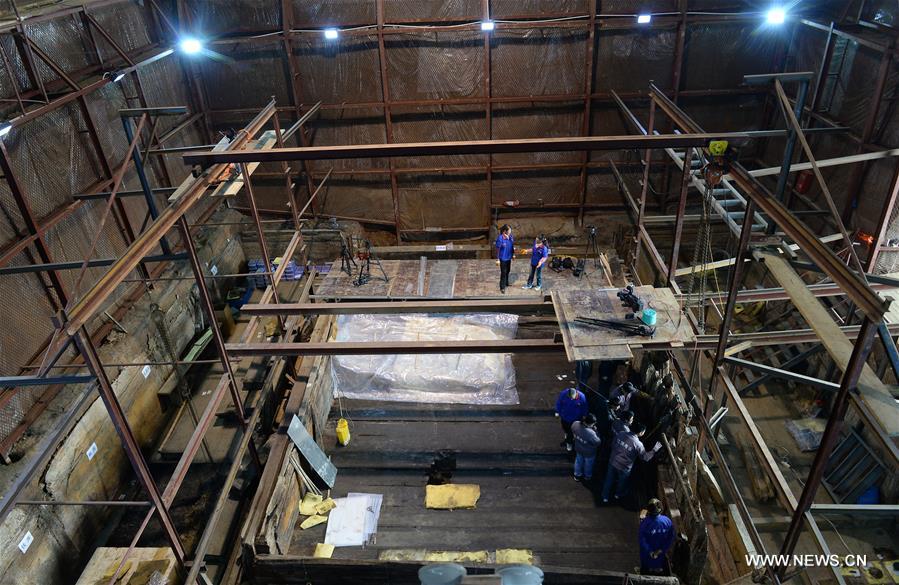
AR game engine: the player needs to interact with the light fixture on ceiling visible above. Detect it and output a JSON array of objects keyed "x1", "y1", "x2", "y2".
[
  {"x1": 324, "y1": 28, "x2": 339, "y2": 40},
  {"x1": 637, "y1": 13, "x2": 652, "y2": 24},
  {"x1": 111, "y1": 70, "x2": 126, "y2": 83},
  {"x1": 0, "y1": 122, "x2": 11, "y2": 138},
  {"x1": 179, "y1": 37, "x2": 203, "y2": 54},
  {"x1": 766, "y1": 7, "x2": 786, "y2": 24},
  {"x1": 481, "y1": 20, "x2": 495, "y2": 31}
]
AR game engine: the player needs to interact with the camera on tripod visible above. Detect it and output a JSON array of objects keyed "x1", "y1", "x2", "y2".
[
  {"x1": 617, "y1": 284, "x2": 644, "y2": 313},
  {"x1": 586, "y1": 225, "x2": 597, "y2": 237}
]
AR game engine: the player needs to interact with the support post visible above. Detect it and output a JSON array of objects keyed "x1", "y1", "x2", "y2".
[{"x1": 668, "y1": 146, "x2": 693, "y2": 283}]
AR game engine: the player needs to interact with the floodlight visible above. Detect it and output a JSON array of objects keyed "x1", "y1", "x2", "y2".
[
  {"x1": 0, "y1": 123, "x2": 11, "y2": 138},
  {"x1": 637, "y1": 14, "x2": 652, "y2": 24},
  {"x1": 766, "y1": 7, "x2": 786, "y2": 24},
  {"x1": 324, "y1": 28, "x2": 339, "y2": 40},
  {"x1": 179, "y1": 37, "x2": 203, "y2": 54},
  {"x1": 112, "y1": 71, "x2": 126, "y2": 83},
  {"x1": 481, "y1": 20, "x2": 495, "y2": 31}
]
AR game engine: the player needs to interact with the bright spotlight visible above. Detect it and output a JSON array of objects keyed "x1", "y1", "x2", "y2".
[
  {"x1": 112, "y1": 71, "x2": 126, "y2": 83},
  {"x1": 179, "y1": 37, "x2": 203, "y2": 54},
  {"x1": 637, "y1": 14, "x2": 652, "y2": 24},
  {"x1": 0, "y1": 123, "x2": 11, "y2": 138},
  {"x1": 766, "y1": 7, "x2": 786, "y2": 24},
  {"x1": 323, "y1": 28, "x2": 339, "y2": 40},
  {"x1": 481, "y1": 20, "x2": 495, "y2": 31}
]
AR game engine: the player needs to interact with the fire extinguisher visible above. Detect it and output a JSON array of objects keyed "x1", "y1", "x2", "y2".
[{"x1": 795, "y1": 170, "x2": 814, "y2": 194}]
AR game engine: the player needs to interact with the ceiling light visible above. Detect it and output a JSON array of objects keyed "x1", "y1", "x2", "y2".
[
  {"x1": 112, "y1": 71, "x2": 125, "y2": 83},
  {"x1": 481, "y1": 20, "x2": 495, "y2": 31},
  {"x1": 179, "y1": 37, "x2": 203, "y2": 54},
  {"x1": 0, "y1": 123, "x2": 11, "y2": 138},
  {"x1": 637, "y1": 14, "x2": 652, "y2": 24},
  {"x1": 766, "y1": 7, "x2": 786, "y2": 24},
  {"x1": 324, "y1": 28, "x2": 339, "y2": 40}
]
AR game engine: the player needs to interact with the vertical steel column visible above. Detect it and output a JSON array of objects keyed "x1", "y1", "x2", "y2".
[
  {"x1": 667, "y1": 147, "x2": 693, "y2": 284},
  {"x1": 122, "y1": 116, "x2": 172, "y2": 254},
  {"x1": 70, "y1": 325, "x2": 185, "y2": 564},
  {"x1": 240, "y1": 165, "x2": 286, "y2": 332},
  {"x1": 866, "y1": 159, "x2": 899, "y2": 272},
  {"x1": 772, "y1": 78, "x2": 809, "y2": 210},
  {"x1": 776, "y1": 317, "x2": 878, "y2": 573},
  {"x1": 482, "y1": 0, "x2": 493, "y2": 228},
  {"x1": 175, "y1": 216, "x2": 262, "y2": 469},
  {"x1": 375, "y1": 0, "x2": 402, "y2": 243},
  {"x1": 633, "y1": 99, "x2": 656, "y2": 268},
  {"x1": 698, "y1": 200, "x2": 757, "y2": 449},
  {"x1": 809, "y1": 22, "x2": 835, "y2": 112},
  {"x1": 577, "y1": 1, "x2": 597, "y2": 227}
]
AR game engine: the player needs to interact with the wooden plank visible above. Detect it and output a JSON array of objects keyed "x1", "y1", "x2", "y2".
[{"x1": 761, "y1": 253, "x2": 899, "y2": 435}]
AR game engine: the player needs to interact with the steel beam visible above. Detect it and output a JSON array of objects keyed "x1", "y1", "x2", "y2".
[
  {"x1": 240, "y1": 299, "x2": 555, "y2": 315},
  {"x1": 723, "y1": 356, "x2": 839, "y2": 392},
  {"x1": 182, "y1": 132, "x2": 759, "y2": 165},
  {"x1": 0, "y1": 375, "x2": 94, "y2": 387},
  {"x1": 226, "y1": 338, "x2": 564, "y2": 357}
]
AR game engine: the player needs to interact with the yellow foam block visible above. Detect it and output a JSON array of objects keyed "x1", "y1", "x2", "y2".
[
  {"x1": 313, "y1": 543, "x2": 335, "y2": 559},
  {"x1": 495, "y1": 549, "x2": 533, "y2": 565},
  {"x1": 299, "y1": 493, "x2": 323, "y2": 516},
  {"x1": 314, "y1": 498, "x2": 336, "y2": 515},
  {"x1": 299, "y1": 515, "x2": 328, "y2": 530},
  {"x1": 425, "y1": 484, "x2": 481, "y2": 510},
  {"x1": 424, "y1": 551, "x2": 489, "y2": 563}
]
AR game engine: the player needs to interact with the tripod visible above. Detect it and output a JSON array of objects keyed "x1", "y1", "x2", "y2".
[
  {"x1": 584, "y1": 226, "x2": 601, "y2": 268},
  {"x1": 339, "y1": 233, "x2": 356, "y2": 276},
  {"x1": 352, "y1": 238, "x2": 389, "y2": 287}
]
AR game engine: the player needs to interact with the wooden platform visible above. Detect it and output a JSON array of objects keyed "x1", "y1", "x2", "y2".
[
  {"x1": 288, "y1": 352, "x2": 641, "y2": 571},
  {"x1": 315, "y1": 258, "x2": 614, "y2": 299},
  {"x1": 553, "y1": 286, "x2": 695, "y2": 361}
]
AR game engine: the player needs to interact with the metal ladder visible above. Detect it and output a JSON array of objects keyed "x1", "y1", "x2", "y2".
[{"x1": 667, "y1": 148, "x2": 769, "y2": 237}]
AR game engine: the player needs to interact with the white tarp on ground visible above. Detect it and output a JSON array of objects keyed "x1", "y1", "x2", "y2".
[{"x1": 330, "y1": 313, "x2": 519, "y2": 405}]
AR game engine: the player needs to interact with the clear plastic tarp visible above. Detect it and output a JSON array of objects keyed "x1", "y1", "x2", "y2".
[{"x1": 331, "y1": 313, "x2": 519, "y2": 405}]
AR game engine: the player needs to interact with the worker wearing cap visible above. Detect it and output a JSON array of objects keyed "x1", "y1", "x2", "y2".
[
  {"x1": 571, "y1": 413, "x2": 601, "y2": 481},
  {"x1": 555, "y1": 382, "x2": 588, "y2": 452},
  {"x1": 495, "y1": 224, "x2": 514, "y2": 294},
  {"x1": 602, "y1": 422, "x2": 661, "y2": 503},
  {"x1": 611, "y1": 381, "x2": 639, "y2": 411},
  {"x1": 639, "y1": 498, "x2": 675, "y2": 575},
  {"x1": 522, "y1": 236, "x2": 549, "y2": 291}
]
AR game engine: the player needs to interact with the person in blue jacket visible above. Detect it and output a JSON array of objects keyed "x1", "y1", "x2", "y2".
[
  {"x1": 495, "y1": 224, "x2": 514, "y2": 293},
  {"x1": 639, "y1": 498, "x2": 675, "y2": 575},
  {"x1": 555, "y1": 382, "x2": 588, "y2": 452},
  {"x1": 523, "y1": 235, "x2": 549, "y2": 291}
]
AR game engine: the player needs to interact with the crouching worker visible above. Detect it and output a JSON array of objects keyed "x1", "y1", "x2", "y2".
[
  {"x1": 602, "y1": 422, "x2": 662, "y2": 503},
  {"x1": 639, "y1": 498, "x2": 675, "y2": 575},
  {"x1": 572, "y1": 413, "x2": 601, "y2": 481},
  {"x1": 555, "y1": 382, "x2": 588, "y2": 452}
]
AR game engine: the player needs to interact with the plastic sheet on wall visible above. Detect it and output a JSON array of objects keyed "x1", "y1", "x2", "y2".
[
  {"x1": 826, "y1": 40, "x2": 882, "y2": 136},
  {"x1": 331, "y1": 313, "x2": 519, "y2": 405},
  {"x1": 392, "y1": 105, "x2": 488, "y2": 168},
  {"x1": 90, "y1": 2, "x2": 153, "y2": 60},
  {"x1": 319, "y1": 176, "x2": 395, "y2": 222},
  {"x1": 386, "y1": 30, "x2": 485, "y2": 101},
  {"x1": 293, "y1": 0, "x2": 377, "y2": 25},
  {"x1": 202, "y1": 40, "x2": 291, "y2": 110},
  {"x1": 491, "y1": 28, "x2": 587, "y2": 97},
  {"x1": 492, "y1": 169, "x2": 581, "y2": 205},
  {"x1": 397, "y1": 173, "x2": 488, "y2": 229},
  {"x1": 682, "y1": 23, "x2": 781, "y2": 91},
  {"x1": 308, "y1": 107, "x2": 389, "y2": 171},
  {"x1": 186, "y1": 0, "x2": 280, "y2": 34},
  {"x1": 595, "y1": 27, "x2": 676, "y2": 92},
  {"x1": 492, "y1": 101, "x2": 583, "y2": 166},
  {"x1": 384, "y1": 0, "x2": 479, "y2": 21},
  {"x1": 294, "y1": 35, "x2": 383, "y2": 104},
  {"x1": 492, "y1": 0, "x2": 588, "y2": 17},
  {"x1": 26, "y1": 17, "x2": 94, "y2": 85}
]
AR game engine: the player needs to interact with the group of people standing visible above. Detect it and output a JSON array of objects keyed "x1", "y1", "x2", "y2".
[
  {"x1": 494, "y1": 224, "x2": 549, "y2": 294},
  {"x1": 555, "y1": 381, "x2": 674, "y2": 576}
]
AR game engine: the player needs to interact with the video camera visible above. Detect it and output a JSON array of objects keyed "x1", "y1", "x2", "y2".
[{"x1": 617, "y1": 284, "x2": 644, "y2": 313}]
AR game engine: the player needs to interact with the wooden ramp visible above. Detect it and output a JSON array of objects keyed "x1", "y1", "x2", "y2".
[{"x1": 761, "y1": 253, "x2": 899, "y2": 436}]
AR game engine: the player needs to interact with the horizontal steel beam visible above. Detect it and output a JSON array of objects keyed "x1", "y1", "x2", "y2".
[
  {"x1": 119, "y1": 106, "x2": 188, "y2": 117},
  {"x1": 0, "y1": 374, "x2": 94, "y2": 387},
  {"x1": 723, "y1": 356, "x2": 839, "y2": 392},
  {"x1": 183, "y1": 132, "x2": 758, "y2": 165},
  {"x1": 810, "y1": 504, "x2": 899, "y2": 514},
  {"x1": 73, "y1": 187, "x2": 177, "y2": 200},
  {"x1": 225, "y1": 338, "x2": 565, "y2": 357},
  {"x1": 240, "y1": 299, "x2": 556, "y2": 315},
  {"x1": 0, "y1": 253, "x2": 186, "y2": 276}
]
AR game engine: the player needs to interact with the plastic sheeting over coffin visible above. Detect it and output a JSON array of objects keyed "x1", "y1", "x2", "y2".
[{"x1": 330, "y1": 313, "x2": 519, "y2": 405}]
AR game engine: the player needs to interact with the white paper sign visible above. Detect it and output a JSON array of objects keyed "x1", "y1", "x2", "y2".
[
  {"x1": 86, "y1": 442, "x2": 98, "y2": 461},
  {"x1": 210, "y1": 264, "x2": 218, "y2": 276},
  {"x1": 141, "y1": 365, "x2": 151, "y2": 379},
  {"x1": 18, "y1": 532, "x2": 33, "y2": 554}
]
